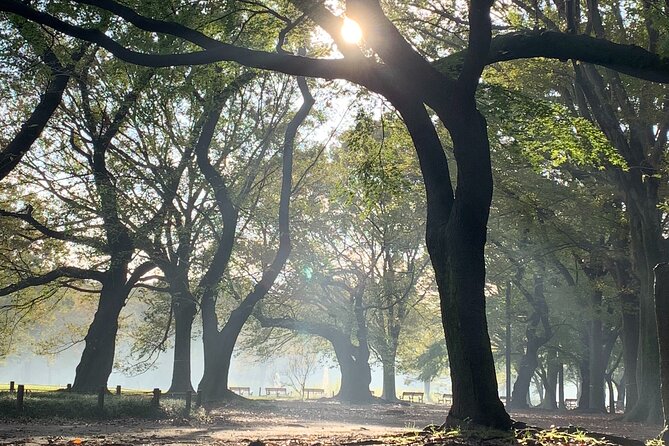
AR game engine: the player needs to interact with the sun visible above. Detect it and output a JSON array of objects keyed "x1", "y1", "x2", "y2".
[{"x1": 341, "y1": 17, "x2": 363, "y2": 44}]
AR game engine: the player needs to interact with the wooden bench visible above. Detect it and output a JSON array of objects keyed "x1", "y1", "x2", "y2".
[
  {"x1": 401, "y1": 391, "x2": 424, "y2": 403},
  {"x1": 303, "y1": 388, "x2": 325, "y2": 399},
  {"x1": 229, "y1": 386, "x2": 251, "y2": 396},
  {"x1": 565, "y1": 398, "x2": 578, "y2": 409},
  {"x1": 438, "y1": 393, "x2": 452, "y2": 404},
  {"x1": 265, "y1": 387, "x2": 288, "y2": 397}
]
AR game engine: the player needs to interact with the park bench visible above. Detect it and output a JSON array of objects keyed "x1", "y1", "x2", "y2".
[
  {"x1": 438, "y1": 393, "x2": 452, "y2": 404},
  {"x1": 229, "y1": 386, "x2": 252, "y2": 396},
  {"x1": 265, "y1": 387, "x2": 288, "y2": 397},
  {"x1": 401, "y1": 391, "x2": 424, "y2": 403},
  {"x1": 565, "y1": 398, "x2": 578, "y2": 409},
  {"x1": 303, "y1": 388, "x2": 325, "y2": 399}
]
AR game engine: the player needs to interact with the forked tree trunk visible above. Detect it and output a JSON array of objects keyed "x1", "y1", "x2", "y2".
[
  {"x1": 199, "y1": 306, "x2": 253, "y2": 402},
  {"x1": 540, "y1": 350, "x2": 558, "y2": 410},
  {"x1": 72, "y1": 275, "x2": 127, "y2": 393},
  {"x1": 333, "y1": 340, "x2": 373, "y2": 403},
  {"x1": 428, "y1": 111, "x2": 510, "y2": 429}
]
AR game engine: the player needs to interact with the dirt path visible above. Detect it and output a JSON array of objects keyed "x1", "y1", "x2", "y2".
[{"x1": 0, "y1": 401, "x2": 661, "y2": 446}]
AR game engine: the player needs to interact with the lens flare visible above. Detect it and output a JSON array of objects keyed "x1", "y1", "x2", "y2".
[{"x1": 341, "y1": 17, "x2": 362, "y2": 44}]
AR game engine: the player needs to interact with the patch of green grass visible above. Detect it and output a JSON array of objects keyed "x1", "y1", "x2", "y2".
[
  {"x1": 0, "y1": 391, "x2": 189, "y2": 420},
  {"x1": 517, "y1": 428, "x2": 615, "y2": 446}
]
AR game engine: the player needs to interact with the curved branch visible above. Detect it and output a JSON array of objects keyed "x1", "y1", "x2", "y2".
[
  {"x1": 0, "y1": 0, "x2": 377, "y2": 84},
  {"x1": 0, "y1": 267, "x2": 105, "y2": 297},
  {"x1": 0, "y1": 208, "x2": 106, "y2": 251},
  {"x1": 437, "y1": 30, "x2": 669, "y2": 84}
]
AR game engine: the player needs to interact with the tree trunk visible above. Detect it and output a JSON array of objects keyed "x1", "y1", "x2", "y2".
[
  {"x1": 589, "y1": 290, "x2": 606, "y2": 412},
  {"x1": 621, "y1": 292, "x2": 639, "y2": 412},
  {"x1": 616, "y1": 374, "x2": 626, "y2": 412},
  {"x1": 71, "y1": 278, "x2": 126, "y2": 393},
  {"x1": 381, "y1": 356, "x2": 398, "y2": 401},
  {"x1": 624, "y1": 186, "x2": 663, "y2": 423},
  {"x1": 606, "y1": 376, "x2": 616, "y2": 414},
  {"x1": 577, "y1": 360, "x2": 591, "y2": 410},
  {"x1": 653, "y1": 263, "x2": 669, "y2": 441},
  {"x1": 198, "y1": 308, "x2": 248, "y2": 402},
  {"x1": 332, "y1": 339, "x2": 372, "y2": 403},
  {"x1": 167, "y1": 287, "x2": 197, "y2": 394},
  {"x1": 427, "y1": 110, "x2": 510, "y2": 429},
  {"x1": 558, "y1": 363, "x2": 566, "y2": 410},
  {"x1": 509, "y1": 340, "x2": 540, "y2": 409},
  {"x1": 540, "y1": 350, "x2": 558, "y2": 410}
]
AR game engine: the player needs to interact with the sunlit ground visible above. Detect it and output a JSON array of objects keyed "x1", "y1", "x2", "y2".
[{"x1": 0, "y1": 399, "x2": 660, "y2": 446}]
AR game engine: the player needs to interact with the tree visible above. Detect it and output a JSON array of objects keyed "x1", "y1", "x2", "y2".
[{"x1": 5, "y1": 0, "x2": 669, "y2": 429}]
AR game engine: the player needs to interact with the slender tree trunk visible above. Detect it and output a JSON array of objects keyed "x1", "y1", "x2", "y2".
[
  {"x1": 589, "y1": 290, "x2": 606, "y2": 412},
  {"x1": 577, "y1": 360, "x2": 591, "y2": 410},
  {"x1": 540, "y1": 350, "x2": 558, "y2": 410},
  {"x1": 606, "y1": 376, "x2": 616, "y2": 414},
  {"x1": 621, "y1": 292, "x2": 639, "y2": 412},
  {"x1": 616, "y1": 375, "x2": 626, "y2": 412},
  {"x1": 71, "y1": 276, "x2": 126, "y2": 393},
  {"x1": 653, "y1": 263, "x2": 669, "y2": 441},
  {"x1": 558, "y1": 363, "x2": 566, "y2": 410}
]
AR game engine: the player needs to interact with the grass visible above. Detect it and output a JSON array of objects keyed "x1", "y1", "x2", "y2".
[{"x1": 0, "y1": 390, "x2": 193, "y2": 420}]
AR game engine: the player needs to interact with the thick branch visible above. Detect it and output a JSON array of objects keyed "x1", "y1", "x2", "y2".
[
  {"x1": 437, "y1": 30, "x2": 669, "y2": 84},
  {"x1": 0, "y1": 267, "x2": 105, "y2": 296}
]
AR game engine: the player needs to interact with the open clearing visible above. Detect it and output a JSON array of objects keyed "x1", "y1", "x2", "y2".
[{"x1": 0, "y1": 401, "x2": 661, "y2": 446}]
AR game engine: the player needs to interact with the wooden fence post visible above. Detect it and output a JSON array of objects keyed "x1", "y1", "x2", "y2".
[
  {"x1": 66, "y1": 384, "x2": 71, "y2": 391},
  {"x1": 9, "y1": 381, "x2": 15, "y2": 393},
  {"x1": 116, "y1": 385, "x2": 122, "y2": 396},
  {"x1": 152, "y1": 388, "x2": 161, "y2": 407},
  {"x1": 97, "y1": 386, "x2": 105, "y2": 411},
  {"x1": 16, "y1": 384, "x2": 24, "y2": 411}
]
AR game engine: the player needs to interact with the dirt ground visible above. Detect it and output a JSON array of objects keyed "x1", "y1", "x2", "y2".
[{"x1": 0, "y1": 400, "x2": 662, "y2": 446}]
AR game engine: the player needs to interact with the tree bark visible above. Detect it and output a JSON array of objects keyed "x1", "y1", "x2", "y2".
[
  {"x1": 653, "y1": 263, "x2": 669, "y2": 441},
  {"x1": 167, "y1": 284, "x2": 197, "y2": 394},
  {"x1": 71, "y1": 274, "x2": 127, "y2": 393},
  {"x1": 381, "y1": 355, "x2": 398, "y2": 401},
  {"x1": 589, "y1": 290, "x2": 606, "y2": 412}
]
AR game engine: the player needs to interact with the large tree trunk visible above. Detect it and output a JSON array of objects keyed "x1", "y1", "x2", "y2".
[
  {"x1": 71, "y1": 276, "x2": 126, "y2": 393},
  {"x1": 198, "y1": 307, "x2": 251, "y2": 402},
  {"x1": 626, "y1": 199, "x2": 663, "y2": 423},
  {"x1": 427, "y1": 110, "x2": 510, "y2": 429},
  {"x1": 653, "y1": 263, "x2": 669, "y2": 442},
  {"x1": 167, "y1": 286, "x2": 197, "y2": 394},
  {"x1": 333, "y1": 339, "x2": 373, "y2": 403}
]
